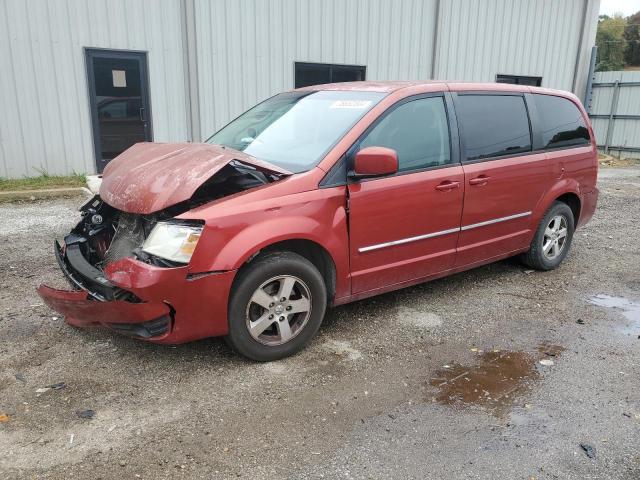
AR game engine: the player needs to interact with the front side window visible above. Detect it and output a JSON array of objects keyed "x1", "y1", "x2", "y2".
[
  {"x1": 359, "y1": 97, "x2": 451, "y2": 172},
  {"x1": 456, "y1": 95, "x2": 531, "y2": 161},
  {"x1": 208, "y1": 90, "x2": 385, "y2": 173},
  {"x1": 533, "y1": 94, "x2": 590, "y2": 149}
]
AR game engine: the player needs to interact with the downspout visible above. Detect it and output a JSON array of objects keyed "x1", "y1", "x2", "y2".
[
  {"x1": 571, "y1": 0, "x2": 590, "y2": 98},
  {"x1": 181, "y1": 0, "x2": 201, "y2": 142},
  {"x1": 430, "y1": 0, "x2": 441, "y2": 80}
]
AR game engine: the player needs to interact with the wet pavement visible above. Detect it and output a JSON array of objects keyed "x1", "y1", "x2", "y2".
[
  {"x1": 430, "y1": 349, "x2": 540, "y2": 416},
  {"x1": 589, "y1": 294, "x2": 640, "y2": 337},
  {"x1": 1, "y1": 165, "x2": 640, "y2": 479},
  {"x1": 429, "y1": 344, "x2": 565, "y2": 417}
]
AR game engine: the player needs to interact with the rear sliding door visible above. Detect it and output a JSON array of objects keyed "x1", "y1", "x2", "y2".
[{"x1": 453, "y1": 92, "x2": 552, "y2": 268}]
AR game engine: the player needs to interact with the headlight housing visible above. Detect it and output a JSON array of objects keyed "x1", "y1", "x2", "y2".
[{"x1": 142, "y1": 222, "x2": 203, "y2": 264}]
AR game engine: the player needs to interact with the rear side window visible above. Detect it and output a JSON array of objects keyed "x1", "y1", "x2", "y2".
[
  {"x1": 456, "y1": 95, "x2": 531, "y2": 161},
  {"x1": 359, "y1": 97, "x2": 450, "y2": 172},
  {"x1": 532, "y1": 94, "x2": 590, "y2": 149}
]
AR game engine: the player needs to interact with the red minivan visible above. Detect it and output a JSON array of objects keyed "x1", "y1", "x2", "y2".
[{"x1": 38, "y1": 81, "x2": 598, "y2": 360}]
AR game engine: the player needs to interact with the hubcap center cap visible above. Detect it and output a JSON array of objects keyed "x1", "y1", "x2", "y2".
[{"x1": 274, "y1": 304, "x2": 285, "y2": 315}]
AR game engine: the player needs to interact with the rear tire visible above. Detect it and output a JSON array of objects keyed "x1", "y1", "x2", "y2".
[
  {"x1": 225, "y1": 251, "x2": 327, "y2": 361},
  {"x1": 521, "y1": 201, "x2": 575, "y2": 271}
]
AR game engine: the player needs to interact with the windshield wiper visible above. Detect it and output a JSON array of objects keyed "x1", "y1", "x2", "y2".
[{"x1": 229, "y1": 160, "x2": 291, "y2": 183}]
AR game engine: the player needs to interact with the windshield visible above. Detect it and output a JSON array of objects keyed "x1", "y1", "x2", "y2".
[{"x1": 207, "y1": 90, "x2": 385, "y2": 173}]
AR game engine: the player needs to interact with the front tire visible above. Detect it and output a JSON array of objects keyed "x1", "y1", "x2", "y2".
[
  {"x1": 521, "y1": 201, "x2": 575, "y2": 271},
  {"x1": 226, "y1": 251, "x2": 327, "y2": 361}
]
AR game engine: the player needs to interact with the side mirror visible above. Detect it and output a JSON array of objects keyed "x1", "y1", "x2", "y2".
[{"x1": 351, "y1": 146, "x2": 398, "y2": 179}]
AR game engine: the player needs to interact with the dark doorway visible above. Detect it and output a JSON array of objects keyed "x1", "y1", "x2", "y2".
[
  {"x1": 294, "y1": 62, "x2": 366, "y2": 88},
  {"x1": 86, "y1": 49, "x2": 152, "y2": 172},
  {"x1": 496, "y1": 74, "x2": 542, "y2": 86}
]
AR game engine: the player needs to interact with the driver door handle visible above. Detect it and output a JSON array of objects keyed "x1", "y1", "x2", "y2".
[{"x1": 435, "y1": 181, "x2": 460, "y2": 191}]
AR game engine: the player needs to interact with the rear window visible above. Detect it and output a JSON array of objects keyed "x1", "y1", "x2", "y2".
[
  {"x1": 532, "y1": 94, "x2": 590, "y2": 149},
  {"x1": 456, "y1": 95, "x2": 531, "y2": 161}
]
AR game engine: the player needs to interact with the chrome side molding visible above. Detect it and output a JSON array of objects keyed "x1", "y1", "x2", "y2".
[
  {"x1": 460, "y1": 211, "x2": 532, "y2": 231},
  {"x1": 358, "y1": 227, "x2": 460, "y2": 253},
  {"x1": 358, "y1": 211, "x2": 532, "y2": 253}
]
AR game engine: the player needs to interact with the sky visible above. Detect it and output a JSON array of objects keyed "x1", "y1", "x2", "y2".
[{"x1": 600, "y1": 0, "x2": 640, "y2": 17}]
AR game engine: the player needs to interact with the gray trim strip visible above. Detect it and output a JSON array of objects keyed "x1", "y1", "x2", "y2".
[
  {"x1": 358, "y1": 211, "x2": 531, "y2": 253},
  {"x1": 460, "y1": 211, "x2": 532, "y2": 231},
  {"x1": 358, "y1": 227, "x2": 459, "y2": 253}
]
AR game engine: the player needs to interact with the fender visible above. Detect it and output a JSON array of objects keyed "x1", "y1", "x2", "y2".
[
  {"x1": 185, "y1": 192, "x2": 351, "y2": 299},
  {"x1": 530, "y1": 177, "x2": 581, "y2": 233}
]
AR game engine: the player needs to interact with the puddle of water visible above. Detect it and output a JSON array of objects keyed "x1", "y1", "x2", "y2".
[
  {"x1": 429, "y1": 344, "x2": 565, "y2": 417},
  {"x1": 589, "y1": 294, "x2": 640, "y2": 336}
]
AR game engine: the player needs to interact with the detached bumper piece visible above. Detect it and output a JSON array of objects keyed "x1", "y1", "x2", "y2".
[
  {"x1": 37, "y1": 284, "x2": 172, "y2": 337},
  {"x1": 39, "y1": 238, "x2": 238, "y2": 344},
  {"x1": 38, "y1": 240, "x2": 173, "y2": 340}
]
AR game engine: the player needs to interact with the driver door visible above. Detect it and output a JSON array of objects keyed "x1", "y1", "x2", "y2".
[{"x1": 347, "y1": 94, "x2": 464, "y2": 294}]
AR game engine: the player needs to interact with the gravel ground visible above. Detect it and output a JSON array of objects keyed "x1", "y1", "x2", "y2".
[{"x1": 1, "y1": 167, "x2": 639, "y2": 479}]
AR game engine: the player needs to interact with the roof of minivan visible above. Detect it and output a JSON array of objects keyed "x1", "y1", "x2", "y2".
[{"x1": 296, "y1": 80, "x2": 575, "y2": 99}]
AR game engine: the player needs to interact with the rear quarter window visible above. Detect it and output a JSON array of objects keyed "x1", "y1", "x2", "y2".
[
  {"x1": 532, "y1": 94, "x2": 590, "y2": 149},
  {"x1": 456, "y1": 94, "x2": 531, "y2": 161}
]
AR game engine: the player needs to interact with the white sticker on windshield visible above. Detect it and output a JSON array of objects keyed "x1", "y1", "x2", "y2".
[{"x1": 330, "y1": 100, "x2": 372, "y2": 109}]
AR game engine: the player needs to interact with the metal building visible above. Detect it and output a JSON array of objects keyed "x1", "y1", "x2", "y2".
[{"x1": 0, "y1": 0, "x2": 600, "y2": 178}]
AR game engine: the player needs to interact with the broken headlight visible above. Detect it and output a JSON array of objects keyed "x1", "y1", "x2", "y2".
[{"x1": 141, "y1": 222, "x2": 203, "y2": 264}]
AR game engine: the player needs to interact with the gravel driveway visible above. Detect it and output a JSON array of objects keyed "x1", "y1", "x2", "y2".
[{"x1": 1, "y1": 166, "x2": 639, "y2": 479}]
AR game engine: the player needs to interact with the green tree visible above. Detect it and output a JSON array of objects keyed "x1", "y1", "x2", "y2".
[
  {"x1": 596, "y1": 14, "x2": 627, "y2": 71},
  {"x1": 623, "y1": 11, "x2": 640, "y2": 66}
]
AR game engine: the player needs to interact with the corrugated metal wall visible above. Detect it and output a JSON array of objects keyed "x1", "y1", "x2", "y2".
[
  {"x1": 1, "y1": 0, "x2": 599, "y2": 177},
  {"x1": 590, "y1": 71, "x2": 640, "y2": 158},
  {"x1": 434, "y1": 0, "x2": 599, "y2": 95},
  {"x1": 193, "y1": 0, "x2": 438, "y2": 139},
  {"x1": 0, "y1": 0, "x2": 189, "y2": 178}
]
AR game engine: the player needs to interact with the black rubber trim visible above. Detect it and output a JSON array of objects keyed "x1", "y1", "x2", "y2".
[
  {"x1": 108, "y1": 315, "x2": 171, "y2": 339},
  {"x1": 65, "y1": 244, "x2": 113, "y2": 288},
  {"x1": 54, "y1": 241, "x2": 115, "y2": 301}
]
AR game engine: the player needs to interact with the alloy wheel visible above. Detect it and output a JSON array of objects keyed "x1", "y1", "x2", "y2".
[
  {"x1": 245, "y1": 275, "x2": 312, "y2": 346},
  {"x1": 542, "y1": 214, "x2": 568, "y2": 260}
]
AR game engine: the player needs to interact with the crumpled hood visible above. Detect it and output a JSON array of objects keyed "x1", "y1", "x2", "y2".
[{"x1": 99, "y1": 142, "x2": 290, "y2": 214}]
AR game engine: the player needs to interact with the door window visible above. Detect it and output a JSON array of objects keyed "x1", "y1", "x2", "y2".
[
  {"x1": 456, "y1": 95, "x2": 531, "y2": 161},
  {"x1": 532, "y1": 94, "x2": 590, "y2": 149},
  {"x1": 359, "y1": 97, "x2": 451, "y2": 172}
]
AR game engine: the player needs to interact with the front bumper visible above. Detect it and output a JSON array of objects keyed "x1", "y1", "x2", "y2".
[{"x1": 37, "y1": 242, "x2": 237, "y2": 343}]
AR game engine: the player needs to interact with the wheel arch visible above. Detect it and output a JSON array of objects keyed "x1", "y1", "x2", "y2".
[
  {"x1": 532, "y1": 179, "x2": 581, "y2": 228},
  {"x1": 234, "y1": 238, "x2": 338, "y2": 305},
  {"x1": 554, "y1": 192, "x2": 581, "y2": 224}
]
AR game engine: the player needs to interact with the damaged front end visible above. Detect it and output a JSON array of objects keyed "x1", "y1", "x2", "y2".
[
  {"x1": 38, "y1": 196, "x2": 188, "y2": 339},
  {"x1": 38, "y1": 142, "x2": 288, "y2": 343}
]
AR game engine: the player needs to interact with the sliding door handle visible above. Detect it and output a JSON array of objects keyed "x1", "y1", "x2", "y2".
[{"x1": 469, "y1": 175, "x2": 490, "y2": 186}]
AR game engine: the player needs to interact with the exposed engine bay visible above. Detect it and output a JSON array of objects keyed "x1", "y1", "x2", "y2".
[{"x1": 58, "y1": 160, "x2": 284, "y2": 303}]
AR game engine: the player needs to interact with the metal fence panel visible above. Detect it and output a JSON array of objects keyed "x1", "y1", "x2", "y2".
[{"x1": 589, "y1": 71, "x2": 640, "y2": 158}]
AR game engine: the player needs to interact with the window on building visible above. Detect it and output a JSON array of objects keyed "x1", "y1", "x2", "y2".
[
  {"x1": 294, "y1": 62, "x2": 366, "y2": 88},
  {"x1": 496, "y1": 74, "x2": 542, "y2": 86},
  {"x1": 532, "y1": 94, "x2": 590, "y2": 149},
  {"x1": 359, "y1": 97, "x2": 450, "y2": 172},
  {"x1": 456, "y1": 95, "x2": 531, "y2": 161}
]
